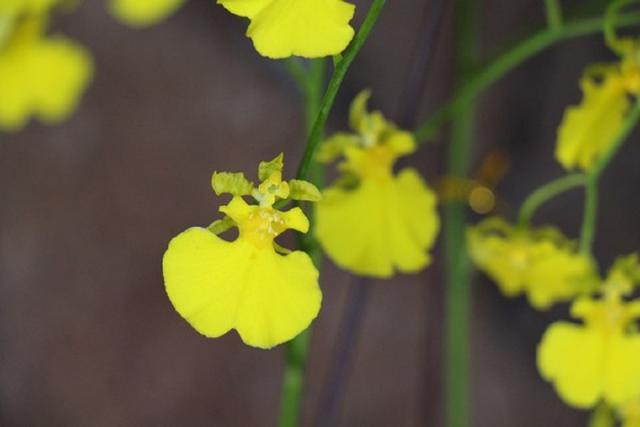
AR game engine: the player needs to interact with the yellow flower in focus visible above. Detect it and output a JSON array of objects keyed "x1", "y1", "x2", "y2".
[
  {"x1": 538, "y1": 256, "x2": 640, "y2": 408},
  {"x1": 109, "y1": 0, "x2": 185, "y2": 27},
  {"x1": 556, "y1": 50, "x2": 640, "y2": 171},
  {"x1": 218, "y1": 0, "x2": 355, "y2": 58},
  {"x1": 0, "y1": 17, "x2": 92, "y2": 131},
  {"x1": 315, "y1": 91, "x2": 439, "y2": 278},
  {"x1": 467, "y1": 217, "x2": 597, "y2": 309},
  {"x1": 163, "y1": 155, "x2": 323, "y2": 349}
]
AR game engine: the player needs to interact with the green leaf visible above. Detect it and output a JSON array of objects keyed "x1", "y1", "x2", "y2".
[
  {"x1": 211, "y1": 172, "x2": 254, "y2": 196},
  {"x1": 207, "y1": 216, "x2": 235, "y2": 235},
  {"x1": 258, "y1": 153, "x2": 284, "y2": 181},
  {"x1": 288, "y1": 179, "x2": 322, "y2": 202}
]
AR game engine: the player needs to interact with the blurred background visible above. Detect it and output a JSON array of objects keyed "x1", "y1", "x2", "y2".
[{"x1": 1, "y1": 0, "x2": 639, "y2": 425}]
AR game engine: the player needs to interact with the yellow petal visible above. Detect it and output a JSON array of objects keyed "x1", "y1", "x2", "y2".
[
  {"x1": 537, "y1": 322, "x2": 605, "y2": 408},
  {"x1": 219, "y1": 0, "x2": 355, "y2": 59},
  {"x1": 526, "y1": 250, "x2": 595, "y2": 310},
  {"x1": 163, "y1": 227, "x2": 321, "y2": 349},
  {"x1": 556, "y1": 72, "x2": 629, "y2": 171},
  {"x1": 603, "y1": 335, "x2": 640, "y2": 405},
  {"x1": 109, "y1": 0, "x2": 185, "y2": 27},
  {"x1": 0, "y1": 35, "x2": 92, "y2": 131},
  {"x1": 316, "y1": 168, "x2": 439, "y2": 278},
  {"x1": 0, "y1": 0, "x2": 56, "y2": 14}
]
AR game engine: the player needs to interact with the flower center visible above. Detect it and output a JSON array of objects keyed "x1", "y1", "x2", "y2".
[{"x1": 237, "y1": 207, "x2": 287, "y2": 249}]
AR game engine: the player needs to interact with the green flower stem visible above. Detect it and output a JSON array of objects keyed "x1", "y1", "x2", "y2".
[
  {"x1": 295, "y1": 0, "x2": 387, "y2": 181},
  {"x1": 579, "y1": 98, "x2": 640, "y2": 253},
  {"x1": 517, "y1": 173, "x2": 586, "y2": 227},
  {"x1": 444, "y1": 1, "x2": 476, "y2": 427},
  {"x1": 278, "y1": 2, "x2": 386, "y2": 426},
  {"x1": 544, "y1": 0, "x2": 563, "y2": 31},
  {"x1": 278, "y1": 59, "x2": 325, "y2": 427},
  {"x1": 413, "y1": 11, "x2": 640, "y2": 143}
]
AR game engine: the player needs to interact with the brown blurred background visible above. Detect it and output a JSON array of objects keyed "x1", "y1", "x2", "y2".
[{"x1": 1, "y1": 0, "x2": 639, "y2": 426}]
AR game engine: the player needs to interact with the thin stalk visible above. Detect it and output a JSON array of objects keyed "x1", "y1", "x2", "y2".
[
  {"x1": 277, "y1": 58, "x2": 326, "y2": 427},
  {"x1": 544, "y1": 0, "x2": 564, "y2": 31},
  {"x1": 277, "y1": 2, "x2": 387, "y2": 427},
  {"x1": 444, "y1": 1, "x2": 476, "y2": 426},
  {"x1": 517, "y1": 173, "x2": 586, "y2": 227},
  {"x1": 579, "y1": 99, "x2": 640, "y2": 253},
  {"x1": 413, "y1": 11, "x2": 640, "y2": 142},
  {"x1": 295, "y1": 0, "x2": 387, "y2": 181}
]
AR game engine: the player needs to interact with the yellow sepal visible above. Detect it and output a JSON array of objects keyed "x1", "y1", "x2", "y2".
[{"x1": 218, "y1": 0, "x2": 355, "y2": 59}]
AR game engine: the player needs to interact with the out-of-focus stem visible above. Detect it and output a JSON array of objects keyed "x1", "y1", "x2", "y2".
[
  {"x1": 517, "y1": 173, "x2": 586, "y2": 227},
  {"x1": 579, "y1": 98, "x2": 640, "y2": 253},
  {"x1": 414, "y1": 11, "x2": 640, "y2": 142},
  {"x1": 544, "y1": 0, "x2": 563, "y2": 31},
  {"x1": 444, "y1": 1, "x2": 476, "y2": 427}
]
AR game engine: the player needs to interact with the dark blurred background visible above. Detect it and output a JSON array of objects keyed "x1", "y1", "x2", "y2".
[{"x1": 1, "y1": 0, "x2": 639, "y2": 425}]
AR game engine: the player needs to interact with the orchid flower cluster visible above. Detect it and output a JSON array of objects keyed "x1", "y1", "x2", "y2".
[
  {"x1": 466, "y1": 2, "x2": 640, "y2": 426},
  {"x1": 6, "y1": 0, "x2": 640, "y2": 426}
]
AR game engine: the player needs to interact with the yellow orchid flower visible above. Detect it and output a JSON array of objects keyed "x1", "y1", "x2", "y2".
[
  {"x1": 108, "y1": 0, "x2": 185, "y2": 27},
  {"x1": 314, "y1": 91, "x2": 439, "y2": 278},
  {"x1": 0, "y1": 17, "x2": 92, "y2": 131},
  {"x1": 538, "y1": 255, "x2": 640, "y2": 408},
  {"x1": 0, "y1": 0, "x2": 57, "y2": 14},
  {"x1": 467, "y1": 217, "x2": 597, "y2": 309},
  {"x1": 163, "y1": 154, "x2": 323, "y2": 349},
  {"x1": 621, "y1": 399, "x2": 640, "y2": 427},
  {"x1": 218, "y1": 0, "x2": 355, "y2": 58},
  {"x1": 556, "y1": 45, "x2": 640, "y2": 171}
]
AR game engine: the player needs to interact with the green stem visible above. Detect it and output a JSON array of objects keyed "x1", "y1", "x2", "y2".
[
  {"x1": 445, "y1": 1, "x2": 476, "y2": 427},
  {"x1": 544, "y1": 0, "x2": 564, "y2": 31},
  {"x1": 278, "y1": 2, "x2": 386, "y2": 426},
  {"x1": 579, "y1": 99, "x2": 640, "y2": 253},
  {"x1": 295, "y1": 0, "x2": 387, "y2": 181},
  {"x1": 517, "y1": 173, "x2": 586, "y2": 227},
  {"x1": 413, "y1": 11, "x2": 640, "y2": 142}
]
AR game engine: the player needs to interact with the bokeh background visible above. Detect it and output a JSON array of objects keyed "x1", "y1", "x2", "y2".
[{"x1": 1, "y1": 0, "x2": 639, "y2": 426}]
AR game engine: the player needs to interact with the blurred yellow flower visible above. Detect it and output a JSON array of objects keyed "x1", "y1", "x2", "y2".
[
  {"x1": 467, "y1": 217, "x2": 597, "y2": 309},
  {"x1": 218, "y1": 0, "x2": 355, "y2": 58},
  {"x1": 538, "y1": 256, "x2": 640, "y2": 408},
  {"x1": 315, "y1": 91, "x2": 439, "y2": 278},
  {"x1": 163, "y1": 155, "x2": 323, "y2": 349},
  {"x1": 556, "y1": 52, "x2": 640, "y2": 171},
  {"x1": 0, "y1": 0, "x2": 56, "y2": 14},
  {"x1": 109, "y1": 0, "x2": 185, "y2": 27},
  {"x1": 0, "y1": 17, "x2": 92, "y2": 131},
  {"x1": 621, "y1": 399, "x2": 640, "y2": 427}
]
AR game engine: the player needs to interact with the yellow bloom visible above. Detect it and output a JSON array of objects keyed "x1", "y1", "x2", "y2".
[
  {"x1": 0, "y1": 0, "x2": 56, "y2": 14},
  {"x1": 0, "y1": 17, "x2": 92, "y2": 131},
  {"x1": 315, "y1": 91, "x2": 439, "y2": 278},
  {"x1": 109, "y1": 0, "x2": 185, "y2": 27},
  {"x1": 556, "y1": 53, "x2": 640, "y2": 171},
  {"x1": 467, "y1": 217, "x2": 597, "y2": 309},
  {"x1": 218, "y1": 0, "x2": 355, "y2": 58},
  {"x1": 621, "y1": 399, "x2": 640, "y2": 427},
  {"x1": 538, "y1": 256, "x2": 640, "y2": 408},
  {"x1": 163, "y1": 155, "x2": 323, "y2": 349}
]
